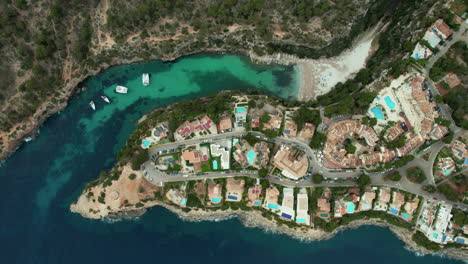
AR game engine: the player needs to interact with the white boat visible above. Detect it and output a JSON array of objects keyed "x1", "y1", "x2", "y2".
[
  {"x1": 101, "y1": 95, "x2": 110, "y2": 103},
  {"x1": 115, "y1": 85, "x2": 128, "y2": 94},
  {"x1": 142, "y1": 73, "x2": 150, "y2": 86},
  {"x1": 89, "y1": 101, "x2": 96, "y2": 110},
  {"x1": 24, "y1": 137, "x2": 33, "y2": 142}
]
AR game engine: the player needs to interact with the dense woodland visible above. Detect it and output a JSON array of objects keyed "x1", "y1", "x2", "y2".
[{"x1": 0, "y1": 0, "x2": 460, "y2": 151}]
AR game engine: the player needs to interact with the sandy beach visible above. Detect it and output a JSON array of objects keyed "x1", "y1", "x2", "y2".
[{"x1": 249, "y1": 24, "x2": 382, "y2": 102}]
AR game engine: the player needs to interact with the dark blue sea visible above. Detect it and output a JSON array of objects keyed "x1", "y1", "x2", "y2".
[{"x1": 0, "y1": 54, "x2": 462, "y2": 263}]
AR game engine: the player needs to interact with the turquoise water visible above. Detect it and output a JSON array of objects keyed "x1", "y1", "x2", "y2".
[
  {"x1": 142, "y1": 140, "x2": 151, "y2": 148},
  {"x1": 236, "y1": 107, "x2": 247, "y2": 113},
  {"x1": 346, "y1": 203, "x2": 356, "y2": 213},
  {"x1": 180, "y1": 198, "x2": 187, "y2": 206},
  {"x1": 296, "y1": 219, "x2": 307, "y2": 223},
  {"x1": 247, "y1": 150, "x2": 256, "y2": 164},
  {"x1": 268, "y1": 203, "x2": 279, "y2": 209},
  {"x1": 0, "y1": 54, "x2": 461, "y2": 264},
  {"x1": 233, "y1": 138, "x2": 239, "y2": 145},
  {"x1": 212, "y1": 160, "x2": 218, "y2": 170},
  {"x1": 402, "y1": 213, "x2": 411, "y2": 219},
  {"x1": 444, "y1": 170, "x2": 451, "y2": 175},
  {"x1": 212, "y1": 197, "x2": 222, "y2": 203},
  {"x1": 384, "y1": 96, "x2": 396, "y2": 110},
  {"x1": 371, "y1": 107, "x2": 385, "y2": 120},
  {"x1": 320, "y1": 213, "x2": 329, "y2": 217},
  {"x1": 254, "y1": 201, "x2": 261, "y2": 206}
]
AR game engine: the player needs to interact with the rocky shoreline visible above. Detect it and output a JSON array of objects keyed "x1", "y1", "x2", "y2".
[{"x1": 111, "y1": 202, "x2": 468, "y2": 261}]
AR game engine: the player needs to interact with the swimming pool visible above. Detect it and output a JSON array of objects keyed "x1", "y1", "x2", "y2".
[
  {"x1": 228, "y1": 195, "x2": 238, "y2": 200},
  {"x1": 247, "y1": 150, "x2": 256, "y2": 164},
  {"x1": 371, "y1": 107, "x2": 385, "y2": 120},
  {"x1": 389, "y1": 208, "x2": 398, "y2": 215},
  {"x1": 346, "y1": 202, "x2": 355, "y2": 213},
  {"x1": 232, "y1": 138, "x2": 239, "y2": 145},
  {"x1": 141, "y1": 140, "x2": 151, "y2": 148},
  {"x1": 444, "y1": 170, "x2": 451, "y2": 175},
  {"x1": 296, "y1": 218, "x2": 306, "y2": 223},
  {"x1": 384, "y1": 96, "x2": 396, "y2": 110},
  {"x1": 235, "y1": 107, "x2": 247, "y2": 113},
  {"x1": 401, "y1": 213, "x2": 410, "y2": 219},
  {"x1": 212, "y1": 160, "x2": 218, "y2": 170},
  {"x1": 212, "y1": 197, "x2": 221, "y2": 203},
  {"x1": 320, "y1": 213, "x2": 328, "y2": 218},
  {"x1": 268, "y1": 203, "x2": 279, "y2": 209},
  {"x1": 253, "y1": 201, "x2": 261, "y2": 206},
  {"x1": 180, "y1": 198, "x2": 187, "y2": 206}
]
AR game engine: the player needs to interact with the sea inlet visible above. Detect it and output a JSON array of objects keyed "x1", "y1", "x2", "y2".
[{"x1": 0, "y1": 54, "x2": 461, "y2": 264}]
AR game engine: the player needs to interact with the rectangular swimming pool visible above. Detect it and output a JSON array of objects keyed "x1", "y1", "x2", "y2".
[
  {"x1": 346, "y1": 202, "x2": 355, "y2": 213},
  {"x1": 212, "y1": 197, "x2": 221, "y2": 203},
  {"x1": 254, "y1": 201, "x2": 261, "y2": 206},
  {"x1": 228, "y1": 195, "x2": 238, "y2": 200},
  {"x1": 268, "y1": 203, "x2": 279, "y2": 209},
  {"x1": 212, "y1": 160, "x2": 218, "y2": 170},
  {"x1": 389, "y1": 208, "x2": 399, "y2": 215},
  {"x1": 235, "y1": 107, "x2": 247, "y2": 113}
]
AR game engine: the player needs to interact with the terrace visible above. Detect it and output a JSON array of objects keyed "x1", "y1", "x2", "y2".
[{"x1": 225, "y1": 178, "x2": 245, "y2": 202}]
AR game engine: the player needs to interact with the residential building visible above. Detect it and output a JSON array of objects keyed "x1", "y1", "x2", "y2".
[
  {"x1": 234, "y1": 105, "x2": 248, "y2": 128},
  {"x1": 411, "y1": 42, "x2": 433, "y2": 60},
  {"x1": 317, "y1": 197, "x2": 331, "y2": 220},
  {"x1": 386, "y1": 124, "x2": 404, "y2": 142},
  {"x1": 451, "y1": 140, "x2": 467, "y2": 161},
  {"x1": 151, "y1": 122, "x2": 169, "y2": 142},
  {"x1": 443, "y1": 73, "x2": 462, "y2": 89},
  {"x1": 264, "y1": 113, "x2": 283, "y2": 131},
  {"x1": 295, "y1": 189, "x2": 310, "y2": 225},
  {"x1": 210, "y1": 144, "x2": 230, "y2": 169},
  {"x1": 431, "y1": 19, "x2": 453, "y2": 40},
  {"x1": 263, "y1": 186, "x2": 280, "y2": 212},
  {"x1": 429, "y1": 124, "x2": 449, "y2": 140},
  {"x1": 218, "y1": 116, "x2": 233, "y2": 133},
  {"x1": 225, "y1": 179, "x2": 245, "y2": 202},
  {"x1": 401, "y1": 197, "x2": 420, "y2": 222},
  {"x1": 247, "y1": 184, "x2": 262, "y2": 206},
  {"x1": 436, "y1": 157, "x2": 456, "y2": 176},
  {"x1": 283, "y1": 119, "x2": 298, "y2": 137},
  {"x1": 208, "y1": 183, "x2": 223, "y2": 204},
  {"x1": 280, "y1": 188, "x2": 295, "y2": 220},
  {"x1": 182, "y1": 149, "x2": 207, "y2": 173},
  {"x1": 165, "y1": 189, "x2": 187, "y2": 207},
  {"x1": 374, "y1": 188, "x2": 391, "y2": 211},
  {"x1": 272, "y1": 145, "x2": 308, "y2": 180},
  {"x1": 298, "y1": 122, "x2": 315, "y2": 140},
  {"x1": 388, "y1": 192, "x2": 405, "y2": 215},
  {"x1": 359, "y1": 190, "x2": 376, "y2": 211}
]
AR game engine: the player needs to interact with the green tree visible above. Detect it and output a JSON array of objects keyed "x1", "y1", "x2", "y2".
[
  {"x1": 310, "y1": 132, "x2": 326, "y2": 149},
  {"x1": 312, "y1": 173, "x2": 324, "y2": 184}
]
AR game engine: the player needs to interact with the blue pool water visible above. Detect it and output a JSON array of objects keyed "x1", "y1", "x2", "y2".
[
  {"x1": 444, "y1": 170, "x2": 451, "y2": 175},
  {"x1": 141, "y1": 140, "x2": 151, "y2": 148},
  {"x1": 376, "y1": 97, "x2": 381, "y2": 101},
  {"x1": 346, "y1": 203, "x2": 355, "y2": 213},
  {"x1": 232, "y1": 138, "x2": 239, "y2": 145},
  {"x1": 371, "y1": 107, "x2": 385, "y2": 120},
  {"x1": 296, "y1": 218, "x2": 306, "y2": 223},
  {"x1": 268, "y1": 203, "x2": 279, "y2": 209},
  {"x1": 384, "y1": 96, "x2": 396, "y2": 110},
  {"x1": 254, "y1": 201, "x2": 261, "y2": 206},
  {"x1": 228, "y1": 195, "x2": 238, "y2": 200},
  {"x1": 389, "y1": 208, "x2": 399, "y2": 215},
  {"x1": 235, "y1": 107, "x2": 247, "y2": 113},
  {"x1": 247, "y1": 150, "x2": 256, "y2": 164},
  {"x1": 212, "y1": 160, "x2": 218, "y2": 170},
  {"x1": 212, "y1": 197, "x2": 222, "y2": 203},
  {"x1": 402, "y1": 213, "x2": 411, "y2": 219},
  {"x1": 180, "y1": 198, "x2": 187, "y2": 206}
]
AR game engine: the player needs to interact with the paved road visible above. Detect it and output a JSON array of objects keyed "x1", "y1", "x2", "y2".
[{"x1": 423, "y1": 21, "x2": 468, "y2": 130}]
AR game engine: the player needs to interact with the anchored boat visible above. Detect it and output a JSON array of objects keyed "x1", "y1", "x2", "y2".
[
  {"x1": 142, "y1": 73, "x2": 150, "y2": 86},
  {"x1": 89, "y1": 101, "x2": 96, "y2": 110},
  {"x1": 101, "y1": 95, "x2": 110, "y2": 103},
  {"x1": 115, "y1": 85, "x2": 128, "y2": 94}
]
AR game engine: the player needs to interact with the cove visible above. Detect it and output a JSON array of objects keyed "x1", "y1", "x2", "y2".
[{"x1": 0, "y1": 54, "x2": 461, "y2": 264}]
